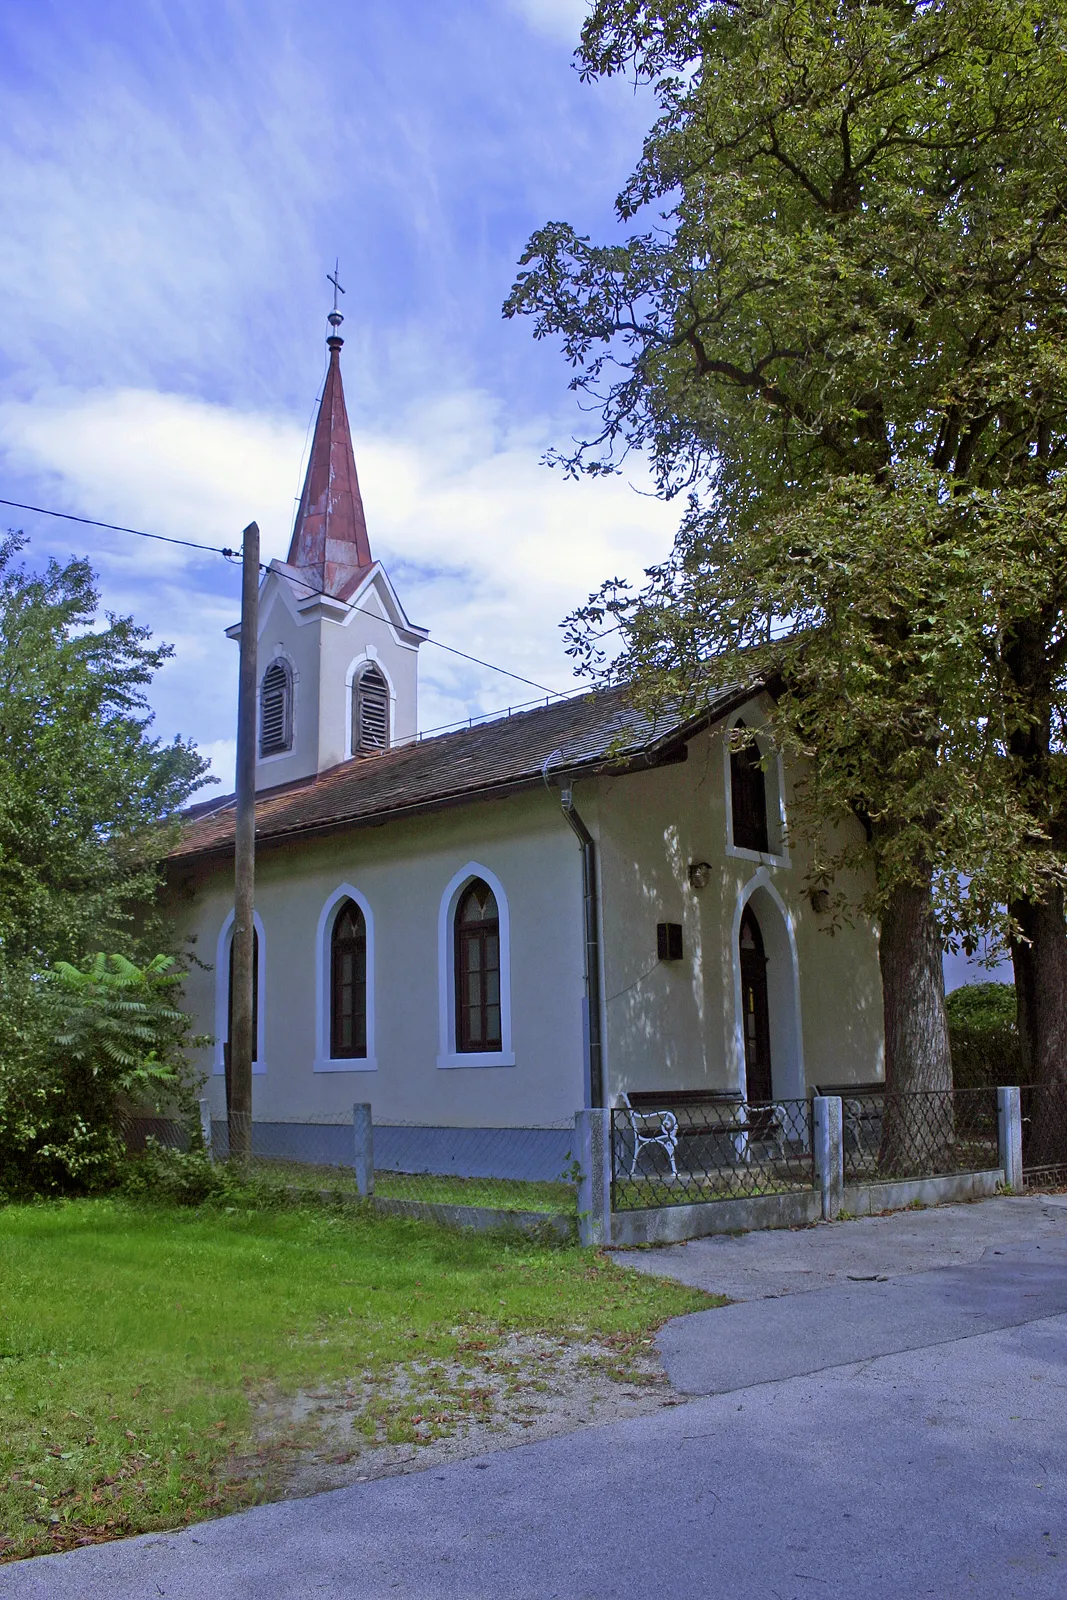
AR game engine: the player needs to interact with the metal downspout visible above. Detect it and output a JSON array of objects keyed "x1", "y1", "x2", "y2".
[{"x1": 542, "y1": 750, "x2": 604, "y2": 1107}]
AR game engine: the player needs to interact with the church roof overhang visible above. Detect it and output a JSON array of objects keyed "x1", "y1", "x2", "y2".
[{"x1": 167, "y1": 680, "x2": 757, "y2": 871}]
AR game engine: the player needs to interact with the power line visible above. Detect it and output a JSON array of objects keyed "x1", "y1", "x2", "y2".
[
  {"x1": 277, "y1": 566, "x2": 560, "y2": 694},
  {"x1": 0, "y1": 497, "x2": 236, "y2": 557},
  {"x1": 4, "y1": 492, "x2": 567, "y2": 696}
]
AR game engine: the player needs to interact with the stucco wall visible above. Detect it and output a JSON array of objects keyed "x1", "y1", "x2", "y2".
[
  {"x1": 588, "y1": 698, "x2": 884, "y2": 1103},
  {"x1": 170, "y1": 695, "x2": 885, "y2": 1133},
  {"x1": 170, "y1": 789, "x2": 588, "y2": 1129}
]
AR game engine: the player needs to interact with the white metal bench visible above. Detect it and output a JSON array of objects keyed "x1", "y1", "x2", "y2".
[
  {"x1": 619, "y1": 1090, "x2": 791, "y2": 1173},
  {"x1": 618, "y1": 1091, "x2": 680, "y2": 1176}
]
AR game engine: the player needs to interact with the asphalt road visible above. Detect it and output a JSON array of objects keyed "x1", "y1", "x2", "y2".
[{"x1": 3, "y1": 1206, "x2": 1066, "y2": 1600}]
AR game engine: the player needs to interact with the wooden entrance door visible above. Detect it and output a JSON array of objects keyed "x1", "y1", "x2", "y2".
[{"x1": 739, "y1": 905, "x2": 773, "y2": 1102}]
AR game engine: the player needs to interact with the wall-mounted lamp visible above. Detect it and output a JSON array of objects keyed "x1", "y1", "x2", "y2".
[
  {"x1": 809, "y1": 888, "x2": 831, "y2": 914},
  {"x1": 687, "y1": 861, "x2": 712, "y2": 890}
]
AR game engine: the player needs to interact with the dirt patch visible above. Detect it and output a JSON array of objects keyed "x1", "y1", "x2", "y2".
[{"x1": 238, "y1": 1331, "x2": 688, "y2": 1500}]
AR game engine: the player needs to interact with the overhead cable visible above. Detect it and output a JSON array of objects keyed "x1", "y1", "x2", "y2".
[{"x1": 3, "y1": 493, "x2": 566, "y2": 696}]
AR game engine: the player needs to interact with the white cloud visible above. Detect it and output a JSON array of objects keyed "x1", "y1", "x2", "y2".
[
  {"x1": 507, "y1": 0, "x2": 590, "y2": 44},
  {"x1": 1, "y1": 381, "x2": 680, "y2": 781}
]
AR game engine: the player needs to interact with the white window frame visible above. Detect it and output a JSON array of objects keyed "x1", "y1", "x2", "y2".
[
  {"x1": 723, "y1": 706, "x2": 790, "y2": 867},
  {"x1": 314, "y1": 884, "x2": 377, "y2": 1072},
  {"x1": 257, "y1": 649, "x2": 298, "y2": 767},
  {"x1": 214, "y1": 909, "x2": 267, "y2": 1074},
  {"x1": 345, "y1": 648, "x2": 396, "y2": 759},
  {"x1": 437, "y1": 862, "x2": 515, "y2": 1068}
]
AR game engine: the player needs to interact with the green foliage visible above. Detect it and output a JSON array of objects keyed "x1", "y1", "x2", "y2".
[
  {"x1": 0, "y1": 955, "x2": 203, "y2": 1198},
  {"x1": 0, "y1": 538, "x2": 211, "y2": 1194},
  {"x1": 0, "y1": 533, "x2": 210, "y2": 967},
  {"x1": 946, "y1": 982, "x2": 1023, "y2": 1087},
  {"x1": 946, "y1": 983, "x2": 1017, "y2": 1031},
  {"x1": 507, "y1": 0, "x2": 1067, "y2": 946}
]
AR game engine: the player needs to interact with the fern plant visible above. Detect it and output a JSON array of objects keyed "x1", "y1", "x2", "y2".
[{"x1": 0, "y1": 954, "x2": 203, "y2": 1195}]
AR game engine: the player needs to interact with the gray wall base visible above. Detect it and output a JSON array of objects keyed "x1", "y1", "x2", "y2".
[
  {"x1": 611, "y1": 1189, "x2": 822, "y2": 1246},
  {"x1": 841, "y1": 1169, "x2": 1004, "y2": 1216},
  {"x1": 610, "y1": 1169, "x2": 1007, "y2": 1245}
]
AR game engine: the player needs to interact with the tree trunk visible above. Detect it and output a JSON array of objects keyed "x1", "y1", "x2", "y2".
[
  {"x1": 878, "y1": 870, "x2": 952, "y2": 1175},
  {"x1": 1010, "y1": 888, "x2": 1067, "y2": 1169},
  {"x1": 1009, "y1": 890, "x2": 1067, "y2": 1088},
  {"x1": 1000, "y1": 613, "x2": 1067, "y2": 1165}
]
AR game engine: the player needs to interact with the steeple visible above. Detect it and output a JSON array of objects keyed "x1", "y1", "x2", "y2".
[{"x1": 285, "y1": 280, "x2": 373, "y2": 599}]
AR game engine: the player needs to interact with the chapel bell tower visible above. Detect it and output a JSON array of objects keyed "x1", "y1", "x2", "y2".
[{"x1": 228, "y1": 289, "x2": 427, "y2": 791}]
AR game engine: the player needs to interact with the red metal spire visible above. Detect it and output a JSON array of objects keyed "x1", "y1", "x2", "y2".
[{"x1": 286, "y1": 310, "x2": 373, "y2": 599}]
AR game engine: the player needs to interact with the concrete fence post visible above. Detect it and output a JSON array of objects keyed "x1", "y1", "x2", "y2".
[
  {"x1": 814, "y1": 1095, "x2": 843, "y2": 1221},
  {"x1": 198, "y1": 1098, "x2": 214, "y2": 1161},
  {"x1": 998, "y1": 1086, "x2": 1023, "y2": 1191},
  {"x1": 353, "y1": 1103, "x2": 374, "y2": 1199},
  {"x1": 575, "y1": 1107, "x2": 612, "y2": 1248}
]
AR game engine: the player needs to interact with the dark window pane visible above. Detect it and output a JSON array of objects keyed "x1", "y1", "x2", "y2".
[
  {"x1": 330, "y1": 898, "x2": 367, "y2": 1058},
  {"x1": 455, "y1": 880, "x2": 502, "y2": 1051},
  {"x1": 731, "y1": 722, "x2": 770, "y2": 854}
]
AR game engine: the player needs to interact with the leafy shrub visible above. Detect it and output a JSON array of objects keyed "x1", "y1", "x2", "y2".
[
  {"x1": 946, "y1": 982, "x2": 1023, "y2": 1088},
  {"x1": 118, "y1": 1142, "x2": 299, "y2": 1210},
  {"x1": 0, "y1": 954, "x2": 203, "y2": 1197},
  {"x1": 119, "y1": 1140, "x2": 221, "y2": 1206}
]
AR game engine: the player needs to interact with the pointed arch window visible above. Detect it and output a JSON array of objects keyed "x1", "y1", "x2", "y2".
[
  {"x1": 730, "y1": 721, "x2": 770, "y2": 853},
  {"x1": 260, "y1": 660, "x2": 293, "y2": 756},
  {"x1": 353, "y1": 664, "x2": 389, "y2": 755},
  {"x1": 455, "y1": 878, "x2": 501, "y2": 1052},
  {"x1": 330, "y1": 899, "x2": 367, "y2": 1059}
]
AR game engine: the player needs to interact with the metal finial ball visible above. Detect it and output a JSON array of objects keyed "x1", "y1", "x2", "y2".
[{"x1": 328, "y1": 309, "x2": 344, "y2": 328}]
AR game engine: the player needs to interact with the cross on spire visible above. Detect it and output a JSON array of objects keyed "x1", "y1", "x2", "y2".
[{"x1": 327, "y1": 261, "x2": 345, "y2": 330}]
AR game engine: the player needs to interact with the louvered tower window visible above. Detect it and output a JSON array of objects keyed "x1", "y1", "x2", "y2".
[
  {"x1": 260, "y1": 660, "x2": 293, "y2": 757},
  {"x1": 354, "y1": 664, "x2": 389, "y2": 755}
]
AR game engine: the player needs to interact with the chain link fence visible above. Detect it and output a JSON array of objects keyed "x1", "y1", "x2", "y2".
[
  {"x1": 840, "y1": 1087, "x2": 999, "y2": 1183},
  {"x1": 610, "y1": 1098, "x2": 815, "y2": 1211},
  {"x1": 119, "y1": 1108, "x2": 579, "y2": 1218},
  {"x1": 370, "y1": 1121, "x2": 577, "y2": 1215},
  {"x1": 1022, "y1": 1082, "x2": 1067, "y2": 1189}
]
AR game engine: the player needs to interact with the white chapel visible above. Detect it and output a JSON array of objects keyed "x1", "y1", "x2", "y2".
[{"x1": 168, "y1": 308, "x2": 885, "y2": 1175}]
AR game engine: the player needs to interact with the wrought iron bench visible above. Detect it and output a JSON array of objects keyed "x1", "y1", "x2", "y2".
[{"x1": 619, "y1": 1090, "x2": 786, "y2": 1175}]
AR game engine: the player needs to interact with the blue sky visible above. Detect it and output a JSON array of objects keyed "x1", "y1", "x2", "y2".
[{"x1": 0, "y1": 0, "x2": 679, "y2": 776}]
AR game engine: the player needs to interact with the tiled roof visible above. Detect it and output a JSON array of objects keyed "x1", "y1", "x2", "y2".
[{"x1": 169, "y1": 683, "x2": 745, "y2": 865}]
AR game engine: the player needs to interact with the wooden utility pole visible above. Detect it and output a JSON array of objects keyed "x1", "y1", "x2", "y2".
[{"x1": 228, "y1": 520, "x2": 260, "y2": 1162}]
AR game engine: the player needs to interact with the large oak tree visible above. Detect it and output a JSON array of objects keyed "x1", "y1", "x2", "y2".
[{"x1": 507, "y1": 0, "x2": 1067, "y2": 1096}]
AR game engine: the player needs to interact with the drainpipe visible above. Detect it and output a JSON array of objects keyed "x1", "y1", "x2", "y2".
[{"x1": 540, "y1": 749, "x2": 604, "y2": 1106}]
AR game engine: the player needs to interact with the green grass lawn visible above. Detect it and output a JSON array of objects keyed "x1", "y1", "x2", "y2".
[{"x1": 0, "y1": 1198, "x2": 712, "y2": 1563}]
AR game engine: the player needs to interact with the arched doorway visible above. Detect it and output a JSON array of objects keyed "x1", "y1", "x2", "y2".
[
  {"x1": 739, "y1": 904, "x2": 773, "y2": 1102},
  {"x1": 732, "y1": 875, "x2": 805, "y2": 1103}
]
